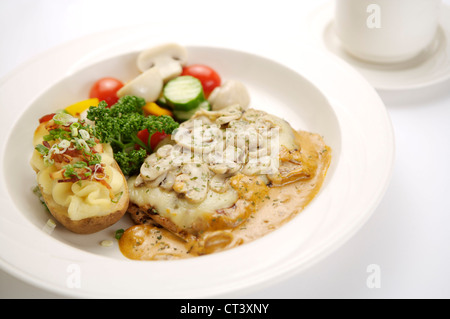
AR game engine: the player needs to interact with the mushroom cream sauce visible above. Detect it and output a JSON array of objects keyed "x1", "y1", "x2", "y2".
[{"x1": 119, "y1": 105, "x2": 331, "y2": 260}]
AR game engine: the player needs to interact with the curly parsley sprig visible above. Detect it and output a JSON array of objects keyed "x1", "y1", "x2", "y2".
[{"x1": 86, "y1": 95, "x2": 179, "y2": 176}]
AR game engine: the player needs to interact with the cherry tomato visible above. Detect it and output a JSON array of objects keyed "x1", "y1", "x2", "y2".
[
  {"x1": 39, "y1": 113, "x2": 56, "y2": 123},
  {"x1": 181, "y1": 64, "x2": 221, "y2": 97},
  {"x1": 136, "y1": 129, "x2": 150, "y2": 149},
  {"x1": 136, "y1": 129, "x2": 168, "y2": 151},
  {"x1": 150, "y1": 131, "x2": 168, "y2": 150},
  {"x1": 89, "y1": 77, "x2": 124, "y2": 107}
]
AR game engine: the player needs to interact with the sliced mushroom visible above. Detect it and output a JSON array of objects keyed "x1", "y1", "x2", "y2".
[
  {"x1": 117, "y1": 67, "x2": 163, "y2": 102},
  {"x1": 145, "y1": 171, "x2": 168, "y2": 188},
  {"x1": 207, "y1": 144, "x2": 243, "y2": 175},
  {"x1": 242, "y1": 109, "x2": 298, "y2": 151},
  {"x1": 160, "y1": 171, "x2": 176, "y2": 190},
  {"x1": 138, "y1": 145, "x2": 174, "y2": 183},
  {"x1": 178, "y1": 115, "x2": 213, "y2": 130},
  {"x1": 137, "y1": 43, "x2": 188, "y2": 82},
  {"x1": 192, "y1": 104, "x2": 244, "y2": 125},
  {"x1": 172, "y1": 121, "x2": 222, "y2": 155},
  {"x1": 209, "y1": 174, "x2": 230, "y2": 193},
  {"x1": 208, "y1": 80, "x2": 250, "y2": 111},
  {"x1": 156, "y1": 144, "x2": 173, "y2": 158},
  {"x1": 241, "y1": 153, "x2": 275, "y2": 176},
  {"x1": 172, "y1": 163, "x2": 209, "y2": 203}
]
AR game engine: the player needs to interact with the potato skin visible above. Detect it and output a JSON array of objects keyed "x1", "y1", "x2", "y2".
[{"x1": 38, "y1": 160, "x2": 129, "y2": 234}]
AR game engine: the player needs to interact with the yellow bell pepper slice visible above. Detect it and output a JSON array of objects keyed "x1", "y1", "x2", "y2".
[
  {"x1": 142, "y1": 102, "x2": 173, "y2": 117},
  {"x1": 65, "y1": 98, "x2": 99, "y2": 117}
]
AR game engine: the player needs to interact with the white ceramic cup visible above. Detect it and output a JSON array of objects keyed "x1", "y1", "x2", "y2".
[{"x1": 334, "y1": 0, "x2": 441, "y2": 63}]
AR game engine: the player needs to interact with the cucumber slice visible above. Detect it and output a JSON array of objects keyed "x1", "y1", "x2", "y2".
[
  {"x1": 156, "y1": 95, "x2": 169, "y2": 108},
  {"x1": 163, "y1": 76, "x2": 205, "y2": 112},
  {"x1": 173, "y1": 101, "x2": 211, "y2": 122}
]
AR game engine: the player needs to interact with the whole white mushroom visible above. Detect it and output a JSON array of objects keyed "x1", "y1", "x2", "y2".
[{"x1": 137, "y1": 43, "x2": 188, "y2": 82}]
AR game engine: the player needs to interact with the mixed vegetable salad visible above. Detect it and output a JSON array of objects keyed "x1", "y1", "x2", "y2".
[{"x1": 49, "y1": 43, "x2": 250, "y2": 177}]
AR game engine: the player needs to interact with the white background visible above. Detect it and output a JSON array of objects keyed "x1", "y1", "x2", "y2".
[{"x1": 1, "y1": 0, "x2": 450, "y2": 298}]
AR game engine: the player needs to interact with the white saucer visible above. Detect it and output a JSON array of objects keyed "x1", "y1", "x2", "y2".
[{"x1": 301, "y1": 2, "x2": 450, "y2": 91}]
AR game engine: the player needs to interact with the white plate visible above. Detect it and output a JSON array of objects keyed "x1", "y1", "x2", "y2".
[
  {"x1": 0, "y1": 30, "x2": 394, "y2": 298},
  {"x1": 302, "y1": 2, "x2": 450, "y2": 91}
]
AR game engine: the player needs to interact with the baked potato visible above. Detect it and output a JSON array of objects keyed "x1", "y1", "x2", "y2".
[{"x1": 30, "y1": 113, "x2": 129, "y2": 234}]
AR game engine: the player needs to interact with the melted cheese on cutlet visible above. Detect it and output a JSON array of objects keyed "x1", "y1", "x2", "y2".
[{"x1": 127, "y1": 175, "x2": 239, "y2": 230}]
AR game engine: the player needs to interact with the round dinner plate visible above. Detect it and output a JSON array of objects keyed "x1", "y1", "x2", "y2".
[{"x1": 0, "y1": 26, "x2": 394, "y2": 298}]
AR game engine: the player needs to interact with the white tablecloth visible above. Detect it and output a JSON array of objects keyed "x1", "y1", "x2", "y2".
[{"x1": 1, "y1": 0, "x2": 449, "y2": 299}]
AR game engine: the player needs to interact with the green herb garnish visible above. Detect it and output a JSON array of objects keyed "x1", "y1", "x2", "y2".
[
  {"x1": 115, "y1": 229, "x2": 125, "y2": 240},
  {"x1": 35, "y1": 144, "x2": 49, "y2": 155},
  {"x1": 86, "y1": 96, "x2": 179, "y2": 176}
]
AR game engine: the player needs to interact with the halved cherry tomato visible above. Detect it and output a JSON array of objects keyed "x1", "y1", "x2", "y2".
[
  {"x1": 136, "y1": 129, "x2": 168, "y2": 151},
  {"x1": 181, "y1": 64, "x2": 221, "y2": 97},
  {"x1": 39, "y1": 113, "x2": 56, "y2": 123},
  {"x1": 89, "y1": 77, "x2": 124, "y2": 107}
]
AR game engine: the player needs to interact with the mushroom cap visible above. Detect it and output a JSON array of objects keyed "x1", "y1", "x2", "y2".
[{"x1": 137, "y1": 43, "x2": 188, "y2": 82}]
